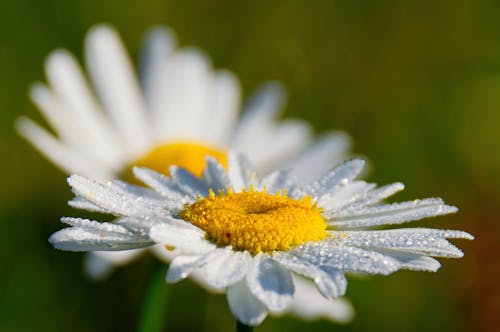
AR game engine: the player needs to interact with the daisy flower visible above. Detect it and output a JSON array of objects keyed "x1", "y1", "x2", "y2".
[
  {"x1": 16, "y1": 24, "x2": 350, "y2": 183},
  {"x1": 49, "y1": 155, "x2": 472, "y2": 326},
  {"x1": 18, "y1": 24, "x2": 353, "y2": 322}
]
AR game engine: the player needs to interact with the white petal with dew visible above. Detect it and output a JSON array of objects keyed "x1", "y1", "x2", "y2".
[
  {"x1": 132, "y1": 167, "x2": 189, "y2": 202},
  {"x1": 246, "y1": 256, "x2": 294, "y2": 312},
  {"x1": 260, "y1": 169, "x2": 295, "y2": 194},
  {"x1": 294, "y1": 159, "x2": 365, "y2": 198},
  {"x1": 166, "y1": 249, "x2": 235, "y2": 283},
  {"x1": 338, "y1": 182, "x2": 405, "y2": 210},
  {"x1": 319, "y1": 181, "x2": 376, "y2": 212},
  {"x1": 194, "y1": 248, "x2": 252, "y2": 289},
  {"x1": 169, "y1": 166, "x2": 209, "y2": 197},
  {"x1": 292, "y1": 241, "x2": 402, "y2": 275},
  {"x1": 49, "y1": 220, "x2": 152, "y2": 252},
  {"x1": 339, "y1": 228, "x2": 472, "y2": 258},
  {"x1": 67, "y1": 175, "x2": 172, "y2": 217},
  {"x1": 68, "y1": 197, "x2": 112, "y2": 214},
  {"x1": 374, "y1": 250, "x2": 442, "y2": 272},
  {"x1": 149, "y1": 222, "x2": 213, "y2": 253},
  {"x1": 227, "y1": 280, "x2": 268, "y2": 326},
  {"x1": 166, "y1": 254, "x2": 204, "y2": 282},
  {"x1": 274, "y1": 252, "x2": 347, "y2": 298},
  {"x1": 328, "y1": 198, "x2": 458, "y2": 228}
]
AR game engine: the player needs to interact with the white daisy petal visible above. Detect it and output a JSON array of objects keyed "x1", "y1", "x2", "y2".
[
  {"x1": 232, "y1": 83, "x2": 313, "y2": 173},
  {"x1": 232, "y1": 83, "x2": 286, "y2": 158},
  {"x1": 45, "y1": 50, "x2": 125, "y2": 169},
  {"x1": 314, "y1": 267, "x2": 348, "y2": 299},
  {"x1": 132, "y1": 167, "x2": 188, "y2": 201},
  {"x1": 67, "y1": 175, "x2": 173, "y2": 217},
  {"x1": 339, "y1": 229, "x2": 471, "y2": 258},
  {"x1": 85, "y1": 25, "x2": 151, "y2": 157},
  {"x1": 16, "y1": 117, "x2": 111, "y2": 179},
  {"x1": 202, "y1": 157, "x2": 231, "y2": 191},
  {"x1": 340, "y1": 182, "x2": 405, "y2": 209},
  {"x1": 68, "y1": 197, "x2": 109, "y2": 213},
  {"x1": 273, "y1": 254, "x2": 347, "y2": 299},
  {"x1": 150, "y1": 49, "x2": 214, "y2": 142},
  {"x1": 28, "y1": 83, "x2": 82, "y2": 151},
  {"x1": 246, "y1": 256, "x2": 294, "y2": 312},
  {"x1": 294, "y1": 159, "x2": 365, "y2": 198},
  {"x1": 288, "y1": 132, "x2": 352, "y2": 184},
  {"x1": 204, "y1": 71, "x2": 241, "y2": 145},
  {"x1": 227, "y1": 280, "x2": 268, "y2": 326},
  {"x1": 250, "y1": 120, "x2": 312, "y2": 173},
  {"x1": 139, "y1": 26, "x2": 177, "y2": 109},
  {"x1": 328, "y1": 198, "x2": 458, "y2": 228},
  {"x1": 149, "y1": 222, "x2": 213, "y2": 254},
  {"x1": 166, "y1": 248, "x2": 237, "y2": 283},
  {"x1": 111, "y1": 179, "x2": 165, "y2": 201},
  {"x1": 194, "y1": 249, "x2": 252, "y2": 288},
  {"x1": 260, "y1": 169, "x2": 295, "y2": 194},
  {"x1": 376, "y1": 250, "x2": 442, "y2": 272},
  {"x1": 60, "y1": 217, "x2": 131, "y2": 233},
  {"x1": 273, "y1": 252, "x2": 347, "y2": 298},
  {"x1": 50, "y1": 218, "x2": 152, "y2": 251},
  {"x1": 116, "y1": 216, "x2": 158, "y2": 233},
  {"x1": 292, "y1": 241, "x2": 402, "y2": 275},
  {"x1": 169, "y1": 166, "x2": 209, "y2": 197},
  {"x1": 227, "y1": 153, "x2": 256, "y2": 191},
  {"x1": 166, "y1": 254, "x2": 204, "y2": 282},
  {"x1": 319, "y1": 181, "x2": 376, "y2": 212}
]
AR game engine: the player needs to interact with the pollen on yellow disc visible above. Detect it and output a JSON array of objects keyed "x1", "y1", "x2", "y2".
[
  {"x1": 180, "y1": 189, "x2": 328, "y2": 254},
  {"x1": 122, "y1": 142, "x2": 228, "y2": 183}
]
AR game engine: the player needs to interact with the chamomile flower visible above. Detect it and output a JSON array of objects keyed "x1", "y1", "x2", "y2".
[
  {"x1": 18, "y1": 24, "x2": 353, "y2": 322},
  {"x1": 49, "y1": 155, "x2": 472, "y2": 326}
]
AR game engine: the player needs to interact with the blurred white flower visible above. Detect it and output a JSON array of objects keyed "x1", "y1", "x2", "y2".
[
  {"x1": 49, "y1": 155, "x2": 472, "y2": 326},
  {"x1": 18, "y1": 24, "x2": 353, "y2": 323}
]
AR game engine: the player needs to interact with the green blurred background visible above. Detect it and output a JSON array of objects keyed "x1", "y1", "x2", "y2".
[{"x1": 0, "y1": 0, "x2": 498, "y2": 331}]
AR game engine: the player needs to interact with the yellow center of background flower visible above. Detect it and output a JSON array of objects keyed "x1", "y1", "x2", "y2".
[
  {"x1": 181, "y1": 189, "x2": 327, "y2": 254},
  {"x1": 123, "y1": 142, "x2": 228, "y2": 183}
]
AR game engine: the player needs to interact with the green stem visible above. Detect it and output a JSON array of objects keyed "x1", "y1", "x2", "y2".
[
  {"x1": 138, "y1": 264, "x2": 171, "y2": 332},
  {"x1": 236, "y1": 321, "x2": 253, "y2": 332}
]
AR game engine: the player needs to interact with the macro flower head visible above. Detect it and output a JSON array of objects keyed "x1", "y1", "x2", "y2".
[
  {"x1": 16, "y1": 24, "x2": 351, "y2": 282},
  {"x1": 49, "y1": 154, "x2": 472, "y2": 326},
  {"x1": 18, "y1": 24, "x2": 355, "y2": 323}
]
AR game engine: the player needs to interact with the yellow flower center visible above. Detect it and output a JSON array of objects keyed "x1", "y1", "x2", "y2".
[
  {"x1": 123, "y1": 142, "x2": 228, "y2": 183},
  {"x1": 180, "y1": 189, "x2": 328, "y2": 254}
]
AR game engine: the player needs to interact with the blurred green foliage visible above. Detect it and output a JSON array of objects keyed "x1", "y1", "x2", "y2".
[{"x1": 0, "y1": 0, "x2": 498, "y2": 331}]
